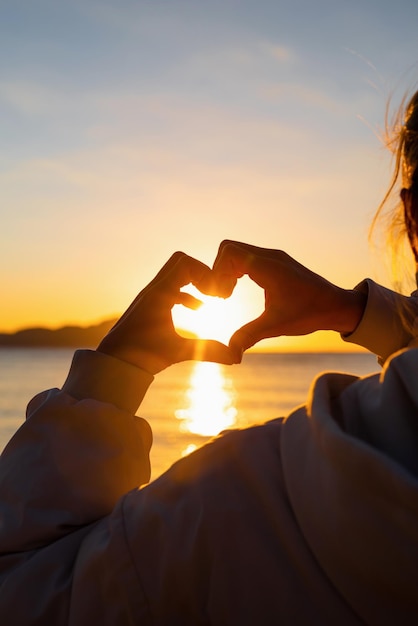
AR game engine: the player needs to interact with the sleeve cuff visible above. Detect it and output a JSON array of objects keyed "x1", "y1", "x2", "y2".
[
  {"x1": 342, "y1": 279, "x2": 416, "y2": 363},
  {"x1": 62, "y1": 350, "x2": 154, "y2": 414}
]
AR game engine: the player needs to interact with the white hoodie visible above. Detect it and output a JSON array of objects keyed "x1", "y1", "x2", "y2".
[{"x1": 0, "y1": 280, "x2": 417, "y2": 625}]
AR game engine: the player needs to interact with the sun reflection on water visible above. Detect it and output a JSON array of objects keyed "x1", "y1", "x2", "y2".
[{"x1": 175, "y1": 362, "x2": 237, "y2": 438}]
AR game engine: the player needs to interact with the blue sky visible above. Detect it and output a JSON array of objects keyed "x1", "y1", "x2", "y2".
[{"x1": 1, "y1": 0, "x2": 418, "y2": 349}]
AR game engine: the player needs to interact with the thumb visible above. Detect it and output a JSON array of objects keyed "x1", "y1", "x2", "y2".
[
  {"x1": 229, "y1": 313, "x2": 271, "y2": 352},
  {"x1": 181, "y1": 338, "x2": 241, "y2": 365}
]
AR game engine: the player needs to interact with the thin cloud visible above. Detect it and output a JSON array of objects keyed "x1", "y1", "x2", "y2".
[
  {"x1": 261, "y1": 82, "x2": 344, "y2": 114},
  {"x1": 0, "y1": 80, "x2": 97, "y2": 118},
  {"x1": 261, "y1": 42, "x2": 293, "y2": 63},
  {"x1": 0, "y1": 81, "x2": 50, "y2": 116}
]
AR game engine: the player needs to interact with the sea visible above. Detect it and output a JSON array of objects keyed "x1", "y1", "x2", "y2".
[{"x1": 0, "y1": 348, "x2": 379, "y2": 481}]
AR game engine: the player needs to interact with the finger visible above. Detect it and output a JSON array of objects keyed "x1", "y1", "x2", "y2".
[
  {"x1": 228, "y1": 313, "x2": 273, "y2": 352},
  {"x1": 162, "y1": 253, "x2": 214, "y2": 294},
  {"x1": 138, "y1": 252, "x2": 209, "y2": 297},
  {"x1": 214, "y1": 240, "x2": 280, "y2": 263},
  {"x1": 175, "y1": 291, "x2": 202, "y2": 310},
  {"x1": 211, "y1": 240, "x2": 272, "y2": 297},
  {"x1": 144, "y1": 251, "x2": 188, "y2": 289},
  {"x1": 211, "y1": 241, "x2": 246, "y2": 296},
  {"x1": 135, "y1": 253, "x2": 212, "y2": 310},
  {"x1": 193, "y1": 270, "x2": 230, "y2": 297},
  {"x1": 181, "y1": 338, "x2": 241, "y2": 365},
  {"x1": 212, "y1": 240, "x2": 275, "y2": 270}
]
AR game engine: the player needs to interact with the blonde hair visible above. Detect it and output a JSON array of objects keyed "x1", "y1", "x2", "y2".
[{"x1": 370, "y1": 90, "x2": 418, "y2": 289}]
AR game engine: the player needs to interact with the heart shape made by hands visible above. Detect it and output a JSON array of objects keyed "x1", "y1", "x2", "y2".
[{"x1": 172, "y1": 276, "x2": 264, "y2": 345}]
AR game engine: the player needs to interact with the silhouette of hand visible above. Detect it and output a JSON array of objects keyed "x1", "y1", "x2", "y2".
[{"x1": 98, "y1": 252, "x2": 239, "y2": 374}]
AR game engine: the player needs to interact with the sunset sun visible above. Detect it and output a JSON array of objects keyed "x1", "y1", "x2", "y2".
[{"x1": 171, "y1": 276, "x2": 264, "y2": 345}]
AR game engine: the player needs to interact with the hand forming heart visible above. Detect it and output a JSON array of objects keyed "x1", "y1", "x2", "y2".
[
  {"x1": 98, "y1": 240, "x2": 364, "y2": 374},
  {"x1": 181, "y1": 239, "x2": 363, "y2": 353}
]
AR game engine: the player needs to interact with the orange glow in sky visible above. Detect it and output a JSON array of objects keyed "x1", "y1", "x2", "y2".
[{"x1": 1, "y1": 1, "x2": 413, "y2": 353}]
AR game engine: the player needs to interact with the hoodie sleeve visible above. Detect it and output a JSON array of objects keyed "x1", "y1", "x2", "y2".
[
  {"x1": 342, "y1": 279, "x2": 418, "y2": 363},
  {"x1": 0, "y1": 350, "x2": 154, "y2": 553}
]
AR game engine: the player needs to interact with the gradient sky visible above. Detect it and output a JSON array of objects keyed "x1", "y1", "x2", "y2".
[{"x1": 1, "y1": 0, "x2": 418, "y2": 351}]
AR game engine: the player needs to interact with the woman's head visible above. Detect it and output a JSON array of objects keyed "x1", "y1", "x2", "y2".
[
  {"x1": 402, "y1": 91, "x2": 418, "y2": 193},
  {"x1": 400, "y1": 91, "x2": 418, "y2": 261},
  {"x1": 372, "y1": 89, "x2": 418, "y2": 279}
]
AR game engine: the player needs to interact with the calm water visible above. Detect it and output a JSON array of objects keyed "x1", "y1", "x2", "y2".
[{"x1": 0, "y1": 348, "x2": 379, "y2": 480}]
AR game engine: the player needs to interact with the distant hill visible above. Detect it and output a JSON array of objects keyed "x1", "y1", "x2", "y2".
[
  {"x1": 0, "y1": 319, "x2": 199, "y2": 348},
  {"x1": 0, "y1": 319, "x2": 118, "y2": 348}
]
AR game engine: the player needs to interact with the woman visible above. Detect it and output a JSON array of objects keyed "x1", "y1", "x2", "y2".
[{"x1": 1, "y1": 93, "x2": 418, "y2": 625}]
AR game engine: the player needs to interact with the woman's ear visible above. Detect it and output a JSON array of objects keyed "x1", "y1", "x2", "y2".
[{"x1": 401, "y1": 187, "x2": 412, "y2": 207}]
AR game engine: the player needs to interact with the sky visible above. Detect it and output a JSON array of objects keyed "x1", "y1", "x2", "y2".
[{"x1": 1, "y1": 0, "x2": 418, "y2": 351}]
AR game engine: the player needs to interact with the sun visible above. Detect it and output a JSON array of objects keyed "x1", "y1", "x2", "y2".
[{"x1": 172, "y1": 276, "x2": 264, "y2": 345}]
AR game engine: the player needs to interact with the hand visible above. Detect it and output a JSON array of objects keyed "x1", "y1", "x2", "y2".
[
  {"x1": 98, "y1": 252, "x2": 239, "y2": 374},
  {"x1": 210, "y1": 240, "x2": 366, "y2": 352}
]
